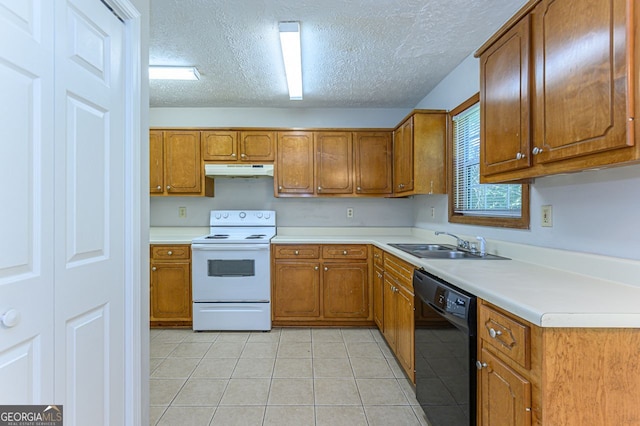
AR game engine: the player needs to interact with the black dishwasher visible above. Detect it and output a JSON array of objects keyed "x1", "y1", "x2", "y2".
[{"x1": 413, "y1": 268, "x2": 477, "y2": 426}]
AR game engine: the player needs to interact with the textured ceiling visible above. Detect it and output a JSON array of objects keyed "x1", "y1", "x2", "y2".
[{"x1": 149, "y1": 0, "x2": 528, "y2": 108}]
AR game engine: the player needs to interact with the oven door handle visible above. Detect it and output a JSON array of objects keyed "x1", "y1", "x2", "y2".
[{"x1": 192, "y1": 244, "x2": 270, "y2": 251}]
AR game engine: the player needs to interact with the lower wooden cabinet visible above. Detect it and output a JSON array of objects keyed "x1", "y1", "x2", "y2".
[
  {"x1": 380, "y1": 252, "x2": 415, "y2": 382},
  {"x1": 272, "y1": 244, "x2": 372, "y2": 326},
  {"x1": 150, "y1": 244, "x2": 192, "y2": 327},
  {"x1": 477, "y1": 299, "x2": 640, "y2": 426}
]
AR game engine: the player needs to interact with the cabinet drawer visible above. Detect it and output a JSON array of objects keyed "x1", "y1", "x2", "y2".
[
  {"x1": 274, "y1": 245, "x2": 320, "y2": 259},
  {"x1": 373, "y1": 246, "x2": 384, "y2": 267},
  {"x1": 322, "y1": 244, "x2": 368, "y2": 260},
  {"x1": 151, "y1": 245, "x2": 191, "y2": 260},
  {"x1": 383, "y1": 253, "x2": 413, "y2": 285},
  {"x1": 479, "y1": 303, "x2": 530, "y2": 369}
]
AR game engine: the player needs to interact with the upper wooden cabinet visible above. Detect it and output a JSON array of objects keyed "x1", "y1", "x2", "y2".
[
  {"x1": 202, "y1": 130, "x2": 275, "y2": 162},
  {"x1": 150, "y1": 130, "x2": 213, "y2": 196},
  {"x1": 477, "y1": 0, "x2": 640, "y2": 183},
  {"x1": 276, "y1": 131, "x2": 315, "y2": 196},
  {"x1": 315, "y1": 132, "x2": 353, "y2": 195},
  {"x1": 275, "y1": 130, "x2": 393, "y2": 197},
  {"x1": 354, "y1": 132, "x2": 392, "y2": 195},
  {"x1": 392, "y1": 111, "x2": 447, "y2": 196}
]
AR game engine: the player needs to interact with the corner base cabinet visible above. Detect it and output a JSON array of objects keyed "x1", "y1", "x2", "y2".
[
  {"x1": 271, "y1": 244, "x2": 373, "y2": 326},
  {"x1": 150, "y1": 245, "x2": 192, "y2": 327},
  {"x1": 477, "y1": 299, "x2": 640, "y2": 426}
]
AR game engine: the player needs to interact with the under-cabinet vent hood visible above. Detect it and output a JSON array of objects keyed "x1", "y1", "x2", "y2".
[{"x1": 204, "y1": 163, "x2": 274, "y2": 178}]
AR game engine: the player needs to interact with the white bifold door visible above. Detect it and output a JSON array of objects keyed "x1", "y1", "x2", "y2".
[{"x1": 0, "y1": 1, "x2": 130, "y2": 424}]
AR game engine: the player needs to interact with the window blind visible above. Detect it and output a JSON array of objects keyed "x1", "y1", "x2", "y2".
[{"x1": 452, "y1": 103, "x2": 522, "y2": 217}]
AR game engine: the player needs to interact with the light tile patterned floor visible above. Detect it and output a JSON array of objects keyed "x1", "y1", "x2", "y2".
[{"x1": 150, "y1": 327, "x2": 429, "y2": 426}]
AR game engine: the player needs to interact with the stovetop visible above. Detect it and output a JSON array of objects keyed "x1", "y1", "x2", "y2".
[{"x1": 192, "y1": 210, "x2": 276, "y2": 244}]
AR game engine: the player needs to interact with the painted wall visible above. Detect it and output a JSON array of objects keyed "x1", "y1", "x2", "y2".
[{"x1": 412, "y1": 54, "x2": 640, "y2": 260}]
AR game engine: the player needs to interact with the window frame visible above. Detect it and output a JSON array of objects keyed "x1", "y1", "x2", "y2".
[{"x1": 447, "y1": 93, "x2": 530, "y2": 229}]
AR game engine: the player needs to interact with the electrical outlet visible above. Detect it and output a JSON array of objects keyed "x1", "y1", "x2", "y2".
[
  {"x1": 178, "y1": 206, "x2": 187, "y2": 218},
  {"x1": 431, "y1": 207, "x2": 435, "y2": 218},
  {"x1": 347, "y1": 207, "x2": 354, "y2": 219},
  {"x1": 541, "y1": 205, "x2": 552, "y2": 227}
]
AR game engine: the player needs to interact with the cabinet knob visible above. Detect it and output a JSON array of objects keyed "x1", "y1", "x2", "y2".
[
  {"x1": 278, "y1": 186, "x2": 283, "y2": 191},
  {"x1": 516, "y1": 152, "x2": 525, "y2": 160},
  {"x1": 166, "y1": 185, "x2": 171, "y2": 190},
  {"x1": 317, "y1": 186, "x2": 322, "y2": 192},
  {"x1": 532, "y1": 147, "x2": 543, "y2": 155},
  {"x1": 151, "y1": 266, "x2": 157, "y2": 271},
  {"x1": 314, "y1": 266, "x2": 319, "y2": 270},
  {"x1": 167, "y1": 251, "x2": 173, "y2": 255},
  {"x1": 241, "y1": 153, "x2": 246, "y2": 158},
  {"x1": 476, "y1": 360, "x2": 488, "y2": 370},
  {"x1": 1, "y1": 309, "x2": 20, "y2": 328},
  {"x1": 231, "y1": 153, "x2": 236, "y2": 157},
  {"x1": 324, "y1": 267, "x2": 328, "y2": 271},
  {"x1": 342, "y1": 250, "x2": 347, "y2": 255},
  {"x1": 357, "y1": 187, "x2": 361, "y2": 191},
  {"x1": 156, "y1": 185, "x2": 161, "y2": 190},
  {"x1": 489, "y1": 328, "x2": 502, "y2": 339},
  {"x1": 377, "y1": 272, "x2": 382, "y2": 278},
  {"x1": 294, "y1": 250, "x2": 299, "y2": 255}
]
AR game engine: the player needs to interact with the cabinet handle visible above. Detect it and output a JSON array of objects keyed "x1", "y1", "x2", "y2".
[
  {"x1": 324, "y1": 267, "x2": 328, "y2": 271},
  {"x1": 489, "y1": 328, "x2": 502, "y2": 338},
  {"x1": 314, "y1": 266, "x2": 319, "y2": 270},
  {"x1": 156, "y1": 185, "x2": 161, "y2": 190},
  {"x1": 167, "y1": 251, "x2": 173, "y2": 255},
  {"x1": 294, "y1": 250, "x2": 299, "y2": 255},
  {"x1": 278, "y1": 186, "x2": 283, "y2": 191},
  {"x1": 151, "y1": 267, "x2": 157, "y2": 271},
  {"x1": 357, "y1": 187, "x2": 361, "y2": 191},
  {"x1": 231, "y1": 153, "x2": 236, "y2": 157},
  {"x1": 532, "y1": 146, "x2": 543, "y2": 155},
  {"x1": 516, "y1": 152, "x2": 525, "y2": 160},
  {"x1": 475, "y1": 361, "x2": 488, "y2": 370},
  {"x1": 241, "y1": 153, "x2": 246, "y2": 158},
  {"x1": 342, "y1": 250, "x2": 347, "y2": 255},
  {"x1": 317, "y1": 186, "x2": 322, "y2": 192},
  {"x1": 166, "y1": 185, "x2": 171, "y2": 190}
]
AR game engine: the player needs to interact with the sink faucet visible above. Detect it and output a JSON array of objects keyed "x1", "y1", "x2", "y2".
[{"x1": 434, "y1": 231, "x2": 471, "y2": 251}]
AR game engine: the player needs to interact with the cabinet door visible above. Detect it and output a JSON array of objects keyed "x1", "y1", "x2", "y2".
[
  {"x1": 276, "y1": 131, "x2": 315, "y2": 195},
  {"x1": 322, "y1": 262, "x2": 369, "y2": 319},
  {"x1": 239, "y1": 131, "x2": 275, "y2": 162},
  {"x1": 395, "y1": 283, "x2": 415, "y2": 382},
  {"x1": 480, "y1": 15, "x2": 532, "y2": 176},
  {"x1": 393, "y1": 117, "x2": 414, "y2": 193},
  {"x1": 273, "y1": 261, "x2": 320, "y2": 318},
  {"x1": 315, "y1": 132, "x2": 353, "y2": 194},
  {"x1": 533, "y1": 0, "x2": 631, "y2": 164},
  {"x1": 354, "y1": 132, "x2": 392, "y2": 195},
  {"x1": 149, "y1": 130, "x2": 164, "y2": 194},
  {"x1": 164, "y1": 131, "x2": 202, "y2": 194},
  {"x1": 201, "y1": 130, "x2": 238, "y2": 161},
  {"x1": 150, "y1": 261, "x2": 191, "y2": 323},
  {"x1": 479, "y1": 347, "x2": 532, "y2": 426},
  {"x1": 382, "y1": 275, "x2": 397, "y2": 348},
  {"x1": 373, "y1": 265, "x2": 384, "y2": 330}
]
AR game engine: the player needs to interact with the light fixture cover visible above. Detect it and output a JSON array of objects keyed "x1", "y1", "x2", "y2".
[
  {"x1": 149, "y1": 66, "x2": 200, "y2": 80},
  {"x1": 278, "y1": 21, "x2": 303, "y2": 100}
]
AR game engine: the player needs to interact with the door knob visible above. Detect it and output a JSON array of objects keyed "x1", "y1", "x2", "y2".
[{"x1": 1, "y1": 309, "x2": 20, "y2": 328}]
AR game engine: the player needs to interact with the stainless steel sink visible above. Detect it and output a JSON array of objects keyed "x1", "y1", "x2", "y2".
[{"x1": 387, "y1": 243, "x2": 509, "y2": 260}]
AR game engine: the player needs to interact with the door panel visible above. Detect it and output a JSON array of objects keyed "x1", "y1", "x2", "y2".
[
  {"x1": 55, "y1": 0, "x2": 125, "y2": 424},
  {"x1": 323, "y1": 262, "x2": 369, "y2": 319},
  {"x1": 0, "y1": 0, "x2": 55, "y2": 404}
]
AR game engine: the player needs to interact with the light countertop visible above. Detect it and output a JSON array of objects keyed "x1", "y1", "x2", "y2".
[{"x1": 150, "y1": 226, "x2": 640, "y2": 328}]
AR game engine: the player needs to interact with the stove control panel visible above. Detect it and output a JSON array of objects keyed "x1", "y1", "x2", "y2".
[{"x1": 210, "y1": 210, "x2": 276, "y2": 226}]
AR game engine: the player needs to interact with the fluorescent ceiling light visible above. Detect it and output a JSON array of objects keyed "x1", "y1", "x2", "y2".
[
  {"x1": 149, "y1": 66, "x2": 200, "y2": 80},
  {"x1": 278, "y1": 21, "x2": 303, "y2": 100}
]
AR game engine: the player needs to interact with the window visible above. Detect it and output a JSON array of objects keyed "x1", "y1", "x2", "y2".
[{"x1": 448, "y1": 94, "x2": 529, "y2": 228}]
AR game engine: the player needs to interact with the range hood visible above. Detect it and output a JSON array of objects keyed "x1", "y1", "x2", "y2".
[{"x1": 204, "y1": 163, "x2": 274, "y2": 178}]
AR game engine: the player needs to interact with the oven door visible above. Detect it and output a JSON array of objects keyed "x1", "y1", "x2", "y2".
[{"x1": 192, "y1": 243, "x2": 270, "y2": 302}]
